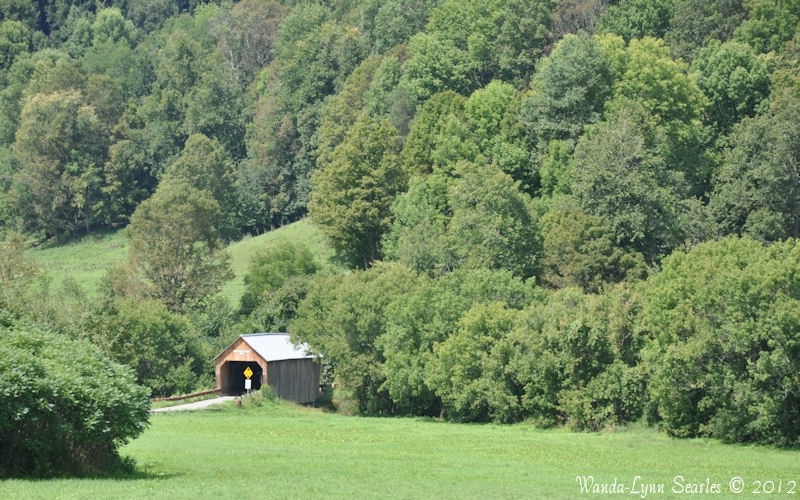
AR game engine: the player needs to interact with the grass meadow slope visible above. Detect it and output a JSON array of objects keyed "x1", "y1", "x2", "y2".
[
  {"x1": 1, "y1": 397, "x2": 798, "y2": 499},
  {"x1": 25, "y1": 218, "x2": 335, "y2": 303}
]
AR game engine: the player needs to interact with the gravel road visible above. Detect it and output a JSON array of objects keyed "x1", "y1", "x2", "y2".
[{"x1": 150, "y1": 396, "x2": 237, "y2": 413}]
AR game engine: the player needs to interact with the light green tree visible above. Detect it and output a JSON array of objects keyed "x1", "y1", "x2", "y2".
[
  {"x1": 309, "y1": 116, "x2": 404, "y2": 269},
  {"x1": 427, "y1": 302, "x2": 522, "y2": 422},
  {"x1": 126, "y1": 178, "x2": 233, "y2": 312},
  {"x1": 240, "y1": 240, "x2": 319, "y2": 316},
  {"x1": 163, "y1": 133, "x2": 240, "y2": 239},
  {"x1": 87, "y1": 297, "x2": 212, "y2": 397},
  {"x1": 692, "y1": 40, "x2": 770, "y2": 134},
  {"x1": 12, "y1": 89, "x2": 106, "y2": 238},
  {"x1": 292, "y1": 262, "x2": 421, "y2": 415},
  {"x1": 0, "y1": 20, "x2": 31, "y2": 70}
]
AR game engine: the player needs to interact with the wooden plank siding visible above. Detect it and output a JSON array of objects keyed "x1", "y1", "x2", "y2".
[
  {"x1": 266, "y1": 359, "x2": 322, "y2": 404},
  {"x1": 215, "y1": 337, "x2": 268, "y2": 394}
]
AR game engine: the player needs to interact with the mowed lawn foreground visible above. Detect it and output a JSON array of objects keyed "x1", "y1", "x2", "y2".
[{"x1": 2, "y1": 400, "x2": 798, "y2": 499}]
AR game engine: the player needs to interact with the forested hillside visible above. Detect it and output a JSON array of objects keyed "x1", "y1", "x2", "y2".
[{"x1": 2, "y1": 0, "x2": 800, "y2": 458}]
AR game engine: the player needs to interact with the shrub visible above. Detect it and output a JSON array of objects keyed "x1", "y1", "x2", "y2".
[
  {"x1": 510, "y1": 288, "x2": 617, "y2": 427},
  {"x1": 86, "y1": 298, "x2": 212, "y2": 397},
  {"x1": 641, "y1": 237, "x2": 800, "y2": 446},
  {"x1": 559, "y1": 361, "x2": 647, "y2": 431},
  {"x1": 0, "y1": 322, "x2": 150, "y2": 477}
]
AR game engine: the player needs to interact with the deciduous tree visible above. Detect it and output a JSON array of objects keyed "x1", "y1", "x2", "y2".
[
  {"x1": 710, "y1": 98, "x2": 800, "y2": 241},
  {"x1": 126, "y1": 178, "x2": 233, "y2": 312},
  {"x1": 641, "y1": 237, "x2": 800, "y2": 446},
  {"x1": 309, "y1": 116, "x2": 404, "y2": 269}
]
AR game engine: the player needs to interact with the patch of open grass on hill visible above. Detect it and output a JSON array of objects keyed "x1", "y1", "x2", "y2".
[
  {"x1": 25, "y1": 230, "x2": 128, "y2": 296},
  {"x1": 221, "y1": 218, "x2": 337, "y2": 303},
  {"x1": 2, "y1": 399, "x2": 798, "y2": 499},
  {"x1": 24, "y1": 219, "x2": 336, "y2": 305}
]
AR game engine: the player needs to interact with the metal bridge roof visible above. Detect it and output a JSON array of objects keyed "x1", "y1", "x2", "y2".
[{"x1": 236, "y1": 333, "x2": 315, "y2": 362}]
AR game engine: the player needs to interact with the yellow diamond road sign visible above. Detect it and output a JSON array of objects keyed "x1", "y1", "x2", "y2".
[{"x1": 243, "y1": 366, "x2": 254, "y2": 379}]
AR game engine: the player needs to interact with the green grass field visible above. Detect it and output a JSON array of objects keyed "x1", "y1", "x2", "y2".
[
  {"x1": 2, "y1": 399, "x2": 798, "y2": 499},
  {"x1": 24, "y1": 230, "x2": 129, "y2": 296},
  {"x1": 25, "y1": 219, "x2": 336, "y2": 303}
]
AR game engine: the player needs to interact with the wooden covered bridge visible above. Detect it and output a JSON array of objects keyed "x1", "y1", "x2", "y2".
[{"x1": 215, "y1": 333, "x2": 321, "y2": 404}]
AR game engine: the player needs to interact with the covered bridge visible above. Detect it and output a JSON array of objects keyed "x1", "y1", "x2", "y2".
[{"x1": 215, "y1": 333, "x2": 320, "y2": 404}]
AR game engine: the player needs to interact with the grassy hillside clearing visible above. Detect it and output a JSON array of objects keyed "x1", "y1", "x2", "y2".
[
  {"x1": 24, "y1": 219, "x2": 335, "y2": 304},
  {"x1": 24, "y1": 230, "x2": 129, "y2": 297},
  {"x1": 2, "y1": 398, "x2": 797, "y2": 498}
]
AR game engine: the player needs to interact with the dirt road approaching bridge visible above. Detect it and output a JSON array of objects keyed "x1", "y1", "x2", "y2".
[{"x1": 150, "y1": 396, "x2": 237, "y2": 413}]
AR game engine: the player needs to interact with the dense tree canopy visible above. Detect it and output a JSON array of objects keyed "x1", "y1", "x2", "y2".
[{"x1": 2, "y1": 0, "x2": 800, "y2": 448}]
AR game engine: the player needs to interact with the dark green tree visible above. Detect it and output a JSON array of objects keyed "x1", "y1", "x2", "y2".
[
  {"x1": 0, "y1": 0, "x2": 39, "y2": 32},
  {"x1": 508, "y1": 287, "x2": 627, "y2": 429},
  {"x1": 446, "y1": 161, "x2": 541, "y2": 279},
  {"x1": 571, "y1": 100, "x2": 689, "y2": 262},
  {"x1": 316, "y1": 56, "x2": 382, "y2": 169},
  {"x1": 91, "y1": 7, "x2": 137, "y2": 47},
  {"x1": 400, "y1": 32, "x2": 473, "y2": 102},
  {"x1": 384, "y1": 161, "x2": 541, "y2": 279},
  {"x1": 0, "y1": 20, "x2": 31, "y2": 70},
  {"x1": 246, "y1": 3, "x2": 368, "y2": 224},
  {"x1": 710, "y1": 97, "x2": 800, "y2": 241},
  {"x1": 641, "y1": 237, "x2": 800, "y2": 446},
  {"x1": 665, "y1": 0, "x2": 746, "y2": 62},
  {"x1": 379, "y1": 267, "x2": 536, "y2": 416},
  {"x1": 400, "y1": 91, "x2": 476, "y2": 176},
  {"x1": 382, "y1": 172, "x2": 452, "y2": 275},
  {"x1": 371, "y1": 0, "x2": 438, "y2": 54},
  {"x1": 521, "y1": 32, "x2": 613, "y2": 147},
  {"x1": 427, "y1": 302, "x2": 522, "y2": 422},
  {"x1": 733, "y1": 0, "x2": 800, "y2": 54},
  {"x1": 464, "y1": 80, "x2": 517, "y2": 154},
  {"x1": 539, "y1": 196, "x2": 648, "y2": 293}
]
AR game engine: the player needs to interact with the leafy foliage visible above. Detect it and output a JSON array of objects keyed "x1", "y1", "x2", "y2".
[
  {"x1": 292, "y1": 262, "x2": 421, "y2": 415},
  {"x1": 240, "y1": 240, "x2": 319, "y2": 316},
  {"x1": 0, "y1": 321, "x2": 149, "y2": 477},
  {"x1": 521, "y1": 32, "x2": 612, "y2": 147},
  {"x1": 641, "y1": 237, "x2": 800, "y2": 446},
  {"x1": 126, "y1": 178, "x2": 233, "y2": 312},
  {"x1": 86, "y1": 298, "x2": 211, "y2": 397},
  {"x1": 310, "y1": 116, "x2": 404, "y2": 269},
  {"x1": 571, "y1": 100, "x2": 689, "y2": 262},
  {"x1": 710, "y1": 96, "x2": 800, "y2": 241},
  {"x1": 5, "y1": 0, "x2": 800, "y2": 448}
]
